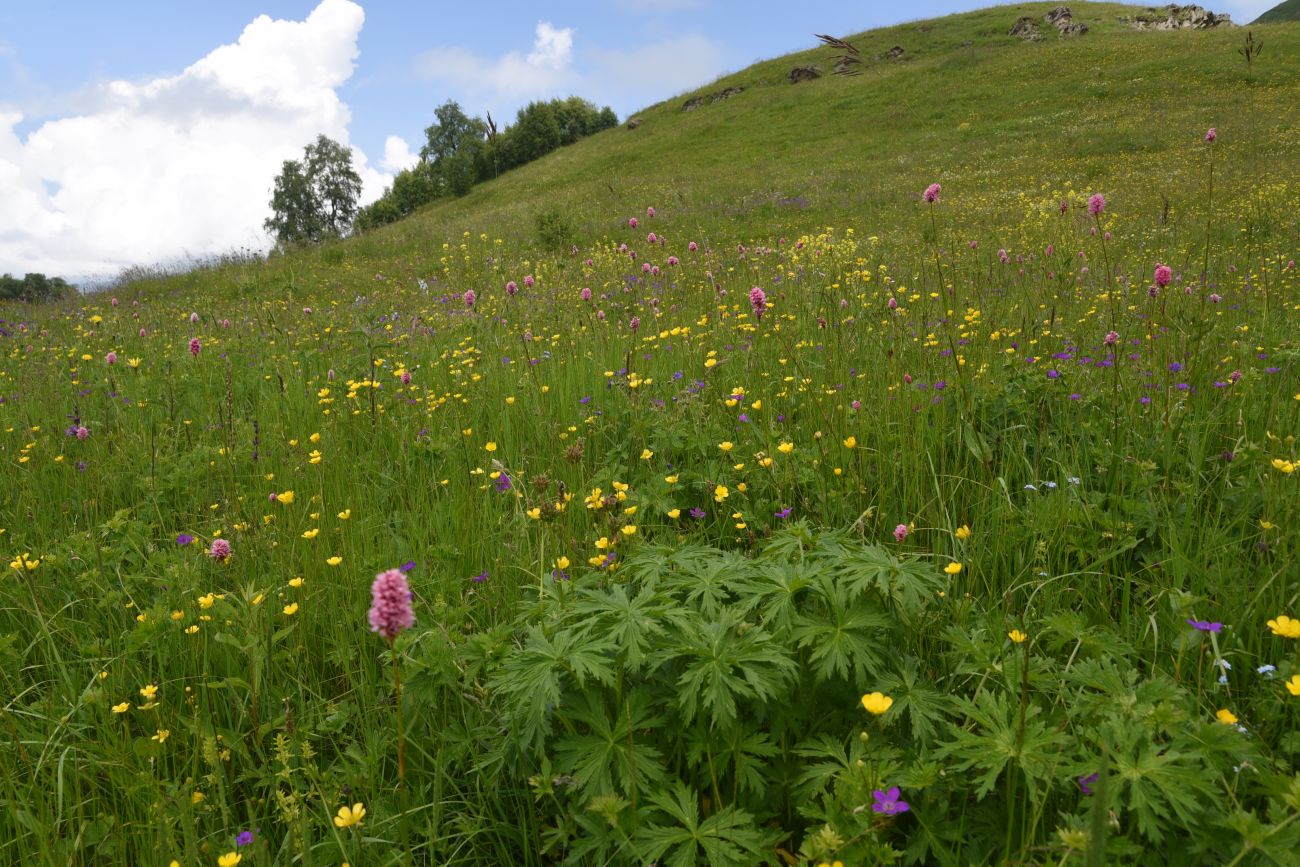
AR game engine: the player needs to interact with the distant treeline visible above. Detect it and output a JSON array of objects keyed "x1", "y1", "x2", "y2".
[
  {"x1": 355, "y1": 97, "x2": 617, "y2": 231},
  {"x1": 0, "y1": 272, "x2": 73, "y2": 303}
]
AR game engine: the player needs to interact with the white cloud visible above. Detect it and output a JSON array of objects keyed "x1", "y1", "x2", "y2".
[
  {"x1": 382, "y1": 135, "x2": 420, "y2": 173},
  {"x1": 0, "y1": 0, "x2": 392, "y2": 280},
  {"x1": 417, "y1": 21, "x2": 579, "y2": 105}
]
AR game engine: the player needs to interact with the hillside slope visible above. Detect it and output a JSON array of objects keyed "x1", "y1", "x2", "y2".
[
  {"x1": 118, "y1": 1, "x2": 1300, "y2": 300},
  {"x1": 1256, "y1": 0, "x2": 1300, "y2": 22}
]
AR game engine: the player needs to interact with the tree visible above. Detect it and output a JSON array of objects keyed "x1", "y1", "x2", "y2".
[
  {"x1": 264, "y1": 135, "x2": 362, "y2": 246},
  {"x1": 0, "y1": 273, "x2": 72, "y2": 303}
]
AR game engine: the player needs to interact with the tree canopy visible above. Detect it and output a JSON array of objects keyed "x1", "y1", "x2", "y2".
[{"x1": 264, "y1": 135, "x2": 363, "y2": 246}]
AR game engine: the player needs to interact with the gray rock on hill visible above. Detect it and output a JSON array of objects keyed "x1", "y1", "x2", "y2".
[
  {"x1": 788, "y1": 65, "x2": 821, "y2": 83},
  {"x1": 1011, "y1": 7, "x2": 1088, "y2": 40},
  {"x1": 1122, "y1": 4, "x2": 1234, "y2": 29},
  {"x1": 681, "y1": 86, "x2": 745, "y2": 112}
]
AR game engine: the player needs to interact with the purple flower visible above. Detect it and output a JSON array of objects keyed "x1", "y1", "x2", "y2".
[
  {"x1": 1088, "y1": 193, "x2": 1106, "y2": 217},
  {"x1": 208, "y1": 538, "x2": 231, "y2": 562},
  {"x1": 1186, "y1": 618, "x2": 1222, "y2": 633},
  {"x1": 774, "y1": 507, "x2": 792, "y2": 519},
  {"x1": 1077, "y1": 773, "x2": 1099, "y2": 796},
  {"x1": 368, "y1": 569, "x2": 415, "y2": 640},
  {"x1": 923, "y1": 183, "x2": 941, "y2": 204},
  {"x1": 399, "y1": 561, "x2": 416, "y2": 573},
  {"x1": 495, "y1": 474, "x2": 511, "y2": 493},
  {"x1": 871, "y1": 786, "x2": 910, "y2": 815},
  {"x1": 470, "y1": 569, "x2": 488, "y2": 584},
  {"x1": 689, "y1": 507, "x2": 706, "y2": 519},
  {"x1": 176, "y1": 533, "x2": 194, "y2": 546},
  {"x1": 236, "y1": 830, "x2": 255, "y2": 846}
]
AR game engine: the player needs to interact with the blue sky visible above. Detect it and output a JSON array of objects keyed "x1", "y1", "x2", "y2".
[{"x1": 0, "y1": 0, "x2": 1275, "y2": 278}]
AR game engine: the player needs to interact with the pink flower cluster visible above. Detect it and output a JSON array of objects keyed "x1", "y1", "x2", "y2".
[
  {"x1": 369, "y1": 568, "x2": 415, "y2": 640},
  {"x1": 749, "y1": 286, "x2": 767, "y2": 320},
  {"x1": 923, "y1": 183, "x2": 941, "y2": 203}
]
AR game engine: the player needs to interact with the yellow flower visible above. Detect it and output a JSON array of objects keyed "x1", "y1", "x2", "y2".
[
  {"x1": 1286, "y1": 675, "x2": 1300, "y2": 697},
  {"x1": 333, "y1": 802, "x2": 366, "y2": 829},
  {"x1": 283, "y1": 603, "x2": 299, "y2": 616},
  {"x1": 1271, "y1": 458, "x2": 1295, "y2": 474},
  {"x1": 621, "y1": 524, "x2": 638, "y2": 536},
  {"x1": 944, "y1": 562, "x2": 963, "y2": 575},
  {"x1": 185, "y1": 625, "x2": 200, "y2": 634},
  {"x1": 127, "y1": 357, "x2": 142, "y2": 368},
  {"x1": 199, "y1": 593, "x2": 215, "y2": 609},
  {"x1": 152, "y1": 729, "x2": 170, "y2": 743},
  {"x1": 668, "y1": 508, "x2": 681, "y2": 519},
  {"x1": 554, "y1": 556, "x2": 570, "y2": 570},
  {"x1": 191, "y1": 791, "x2": 205, "y2": 805},
  {"x1": 277, "y1": 490, "x2": 295, "y2": 504},
  {"x1": 337, "y1": 509, "x2": 351, "y2": 520},
  {"x1": 665, "y1": 474, "x2": 679, "y2": 484},
  {"x1": 485, "y1": 441, "x2": 497, "y2": 452},
  {"x1": 861, "y1": 692, "x2": 893, "y2": 715},
  {"x1": 218, "y1": 853, "x2": 243, "y2": 867},
  {"x1": 843, "y1": 436, "x2": 856, "y2": 449},
  {"x1": 301, "y1": 528, "x2": 320, "y2": 539},
  {"x1": 112, "y1": 701, "x2": 130, "y2": 713},
  {"x1": 326, "y1": 556, "x2": 343, "y2": 566},
  {"x1": 526, "y1": 507, "x2": 541, "y2": 520},
  {"x1": 309, "y1": 432, "x2": 321, "y2": 443},
  {"x1": 718, "y1": 441, "x2": 733, "y2": 453},
  {"x1": 777, "y1": 441, "x2": 794, "y2": 454},
  {"x1": 139, "y1": 684, "x2": 158, "y2": 700},
  {"x1": 308, "y1": 450, "x2": 322, "y2": 464},
  {"x1": 955, "y1": 524, "x2": 972, "y2": 540},
  {"x1": 1008, "y1": 630, "x2": 1027, "y2": 644},
  {"x1": 1216, "y1": 709, "x2": 1238, "y2": 725},
  {"x1": 1267, "y1": 615, "x2": 1300, "y2": 639},
  {"x1": 289, "y1": 577, "x2": 304, "y2": 588},
  {"x1": 640, "y1": 448, "x2": 654, "y2": 460},
  {"x1": 713, "y1": 485, "x2": 729, "y2": 503}
]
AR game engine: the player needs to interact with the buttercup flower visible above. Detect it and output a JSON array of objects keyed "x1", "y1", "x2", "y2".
[{"x1": 861, "y1": 692, "x2": 893, "y2": 715}]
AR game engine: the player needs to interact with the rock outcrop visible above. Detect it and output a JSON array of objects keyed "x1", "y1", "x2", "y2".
[
  {"x1": 1122, "y1": 5, "x2": 1234, "y2": 29},
  {"x1": 788, "y1": 65, "x2": 821, "y2": 84},
  {"x1": 1010, "y1": 16, "x2": 1043, "y2": 40},
  {"x1": 682, "y1": 86, "x2": 745, "y2": 112}
]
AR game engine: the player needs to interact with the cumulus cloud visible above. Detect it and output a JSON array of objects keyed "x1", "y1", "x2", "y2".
[
  {"x1": 382, "y1": 135, "x2": 420, "y2": 173},
  {"x1": 0, "y1": 0, "x2": 389, "y2": 280},
  {"x1": 416, "y1": 21, "x2": 579, "y2": 105}
]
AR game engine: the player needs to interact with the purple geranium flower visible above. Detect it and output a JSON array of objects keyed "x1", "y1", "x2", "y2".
[
  {"x1": 774, "y1": 507, "x2": 792, "y2": 519},
  {"x1": 1077, "y1": 773, "x2": 1099, "y2": 796},
  {"x1": 176, "y1": 533, "x2": 194, "y2": 546},
  {"x1": 471, "y1": 569, "x2": 488, "y2": 584},
  {"x1": 689, "y1": 507, "x2": 706, "y2": 520},
  {"x1": 871, "y1": 787, "x2": 910, "y2": 815},
  {"x1": 1186, "y1": 618, "x2": 1222, "y2": 633},
  {"x1": 399, "y1": 561, "x2": 416, "y2": 573},
  {"x1": 495, "y1": 474, "x2": 511, "y2": 493},
  {"x1": 236, "y1": 830, "x2": 255, "y2": 846}
]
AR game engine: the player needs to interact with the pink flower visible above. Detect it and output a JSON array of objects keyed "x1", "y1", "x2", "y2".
[
  {"x1": 139, "y1": 328, "x2": 147, "y2": 338},
  {"x1": 368, "y1": 568, "x2": 415, "y2": 640},
  {"x1": 893, "y1": 524, "x2": 908, "y2": 542},
  {"x1": 887, "y1": 296, "x2": 898, "y2": 310},
  {"x1": 1104, "y1": 331, "x2": 1119, "y2": 346},
  {"x1": 998, "y1": 248, "x2": 1010, "y2": 264},
  {"x1": 463, "y1": 289, "x2": 476, "y2": 308},
  {"x1": 105, "y1": 351, "x2": 117, "y2": 365},
  {"x1": 596, "y1": 309, "x2": 605, "y2": 321},
  {"x1": 1205, "y1": 127, "x2": 1217, "y2": 142},
  {"x1": 688, "y1": 241, "x2": 698, "y2": 252},
  {"x1": 923, "y1": 183, "x2": 941, "y2": 203},
  {"x1": 1154, "y1": 263, "x2": 1172, "y2": 288},
  {"x1": 851, "y1": 400, "x2": 861, "y2": 410},
  {"x1": 628, "y1": 217, "x2": 638, "y2": 229},
  {"x1": 641, "y1": 262, "x2": 651, "y2": 273},
  {"x1": 666, "y1": 256, "x2": 679, "y2": 266},
  {"x1": 749, "y1": 286, "x2": 767, "y2": 320},
  {"x1": 75, "y1": 426, "x2": 90, "y2": 440},
  {"x1": 400, "y1": 370, "x2": 412, "y2": 385},
  {"x1": 110, "y1": 297, "x2": 118, "y2": 307},
  {"x1": 328, "y1": 369, "x2": 336, "y2": 381},
  {"x1": 505, "y1": 280, "x2": 517, "y2": 296},
  {"x1": 646, "y1": 206, "x2": 656, "y2": 218},
  {"x1": 1209, "y1": 293, "x2": 1221, "y2": 303},
  {"x1": 629, "y1": 316, "x2": 640, "y2": 331},
  {"x1": 1088, "y1": 193, "x2": 1106, "y2": 217},
  {"x1": 523, "y1": 275, "x2": 534, "y2": 288},
  {"x1": 209, "y1": 538, "x2": 231, "y2": 561},
  {"x1": 189, "y1": 338, "x2": 201, "y2": 357},
  {"x1": 190, "y1": 312, "x2": 199, "y2": 324},
  {"x1": 580, "y1": 287, "x2": 592, "y2": 301},
  {"x1": 303, "y1": 307, "x2": 312, "y2": 314}
]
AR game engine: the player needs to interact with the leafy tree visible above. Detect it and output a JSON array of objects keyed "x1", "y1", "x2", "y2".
[
  {"x1": 264, "y1": 135, "x2": 362, "y2": 246},
  {"x1": 0, "y1": 272, "x2": 72, "y2": 303}
]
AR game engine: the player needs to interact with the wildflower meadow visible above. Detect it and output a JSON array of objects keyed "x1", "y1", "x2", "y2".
[{"x1": 3, "y1": 4, "x2": 1300, "y2": 865}]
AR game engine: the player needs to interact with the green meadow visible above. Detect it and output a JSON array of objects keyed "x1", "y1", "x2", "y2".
[{"x1": 2, "y1": 3, "x2": 1299, "y2": 864}]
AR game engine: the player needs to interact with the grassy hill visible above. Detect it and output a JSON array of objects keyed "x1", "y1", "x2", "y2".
[
  {"x1": 3, "y1": 4, "x2": 1300, "y2": 865},
  {"x1": 1256, "y1": 0, "x2": 1300, "y2": 22}
]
